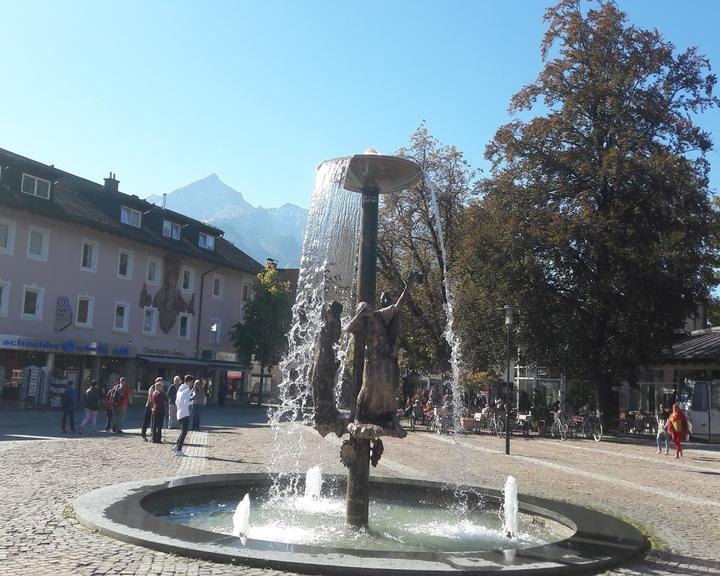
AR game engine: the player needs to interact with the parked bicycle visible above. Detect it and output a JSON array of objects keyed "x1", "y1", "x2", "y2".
[{"x1": 550, "y1": 410, "x2": 569, "y2": 440}]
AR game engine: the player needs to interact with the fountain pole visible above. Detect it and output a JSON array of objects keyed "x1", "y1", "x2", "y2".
[
  {"x1": 341, "y1": 152, "x2": 423, "y2": 530},
  {"x1": 346, "y1": 187, "x2": 378, "y2": 528}
]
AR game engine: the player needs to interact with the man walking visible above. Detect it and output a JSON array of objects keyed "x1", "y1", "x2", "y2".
[{"x1": 174, "y1": 375, "x2": 193, "y2": 456}]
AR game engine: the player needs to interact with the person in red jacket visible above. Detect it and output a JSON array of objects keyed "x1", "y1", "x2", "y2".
[
  {"x1": 666, "y1": 403, "x2": 689, "y2": 459},
  {"x1": 150, "y1": 380, "x2": 168, "y2": 444}
]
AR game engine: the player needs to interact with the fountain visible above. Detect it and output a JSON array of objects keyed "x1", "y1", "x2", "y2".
[{"x1": 74, "y1": 152, "x2": 648, "y2": 575}]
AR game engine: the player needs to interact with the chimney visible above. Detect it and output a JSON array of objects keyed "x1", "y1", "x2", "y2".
[{"x1": 104, "y1": 172, "x2": 119, "y2": 193}]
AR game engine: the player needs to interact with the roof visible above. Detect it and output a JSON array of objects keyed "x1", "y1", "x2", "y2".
[
  {"x1": 277, "y1": 267, "x2": 299, "y2": 295},
  {"x1": 0, "y1": 147, "x2": 263, "y2": 275},
  {"x1": 662, "y1": 329, "x2": 720, "y2": 362}
]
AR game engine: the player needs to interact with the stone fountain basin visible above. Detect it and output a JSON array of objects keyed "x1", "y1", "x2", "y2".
[{"x1": 75, "y1": 473, "x2": 647, "y2": 575}]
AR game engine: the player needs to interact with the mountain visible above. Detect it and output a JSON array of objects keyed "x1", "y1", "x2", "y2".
[{"x1": 147, "y1": 174, "x2": 306, "y2": 267}]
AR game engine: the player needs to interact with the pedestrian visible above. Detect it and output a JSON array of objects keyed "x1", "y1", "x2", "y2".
[
  {"x1": 174, "y1": 374, "x2": 193, "y2": 457},
  {"x1": 166, "y1": 376, "x2": 180, "y2": 429},
  {"x1": 150, "y1": 380, "x2": 167, "y2": 443},
  {"x1": 666, "y1": 402, "x2": 689, "y2": 459},
  {"x1": 111, "y1": 377, "x2": 131, "y2": 434},
  {"x1": 655, "y1": 402, "x2": 669, "y2": 455},
  {"x1": 61, "y1": 385, "x2": 77, "y2": 433},
  {"x1": 218, "y1": 377, "x2": 226, "y2": 407},
  {"x1": 190, "y1": 380, "x2": 206, "y2": 431},
  {"x1": 141, "y1": 378, "x2": 161, "y2": 441},
  {"x1": 78, "y1": 380, "x2": 101, "y2": 433},
  {"x1": 103, "y1": 384, "x2": 116, "y2": 431}
]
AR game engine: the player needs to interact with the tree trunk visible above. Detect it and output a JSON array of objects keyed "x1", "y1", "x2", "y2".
[
  {"x1": 597, "y1": 378, "x2": 613, "y2": 428},
  {"x1": 257, "y1": 364, "x2": 265, "y2": 406}
]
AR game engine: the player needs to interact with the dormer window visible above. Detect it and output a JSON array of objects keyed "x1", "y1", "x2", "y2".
[
  {"x1": 163, "y1": 220, "x2": 181, "y2": 240},
  {"x1": 120, "y1": 206, "x2": 142, "y2": 227},
  {"x1": 21, "y1": 174, "x2": 51, "y2": 199},
  {"x1": 199, "y1": 232, "x2": 215, "y2": 250}
]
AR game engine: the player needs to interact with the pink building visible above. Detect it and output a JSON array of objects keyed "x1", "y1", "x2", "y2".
[{"x1": 0, "y1": 147, "x2": 262, "y2": 405}]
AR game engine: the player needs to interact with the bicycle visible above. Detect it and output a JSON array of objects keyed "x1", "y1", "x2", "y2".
[{"x1": 550, "y1": 411, "x2": 569, "y2": 440}]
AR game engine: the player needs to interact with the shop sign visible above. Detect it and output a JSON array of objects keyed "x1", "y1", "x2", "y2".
[
  {"x1": 27, "y1": 368, "x2": 40, "y2": 398},
  {"x1": 142, "y1": 347, "x2": 188, "y2": 357},
  {"x1": 215, "y1": 351, "x2": 237, "y2": 362},
  {"x1": 54, "y1": 297, "x2": 73, "y2": 332},
  {"x1": 0, "y1": 334, "x2": 131, "y2": 357}
]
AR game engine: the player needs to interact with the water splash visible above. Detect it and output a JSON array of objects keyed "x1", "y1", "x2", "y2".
[
  {"x1": 503, "y1": 476, "x2": 518, "y2": 539},
  {"x1": 232, "y1": 493, "x2": 250, "y2": 543},
  {"x1": 304, "y1": 466, "x2": 323, "y2": 501}
]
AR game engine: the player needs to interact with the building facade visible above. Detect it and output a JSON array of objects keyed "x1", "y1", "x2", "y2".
[{"x1": 0, "y1": 148, "x2": 262, "y2": 405}]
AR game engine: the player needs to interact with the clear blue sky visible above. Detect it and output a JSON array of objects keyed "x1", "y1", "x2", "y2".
[{"x1": 2, "y1": 0, "x2": 719, "y2": 209}]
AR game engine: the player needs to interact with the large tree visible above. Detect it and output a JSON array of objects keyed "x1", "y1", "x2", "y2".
[
  {"x1": 230, "y1": 261, "x2": 292, "y2": 405},
  {"x1": 378, "y1": 123, "x2": 478, "y2": 374},
  {"x1": 458, "y1": 0, "x2": 719, "y2": 416}
]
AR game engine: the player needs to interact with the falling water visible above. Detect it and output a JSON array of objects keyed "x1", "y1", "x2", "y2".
[
  {"x1": 503, "y1": 476, "x2": 519, "y2": 538},
  {"x1": 268, "y1": 157, "x2": 361, "y2": 498}
]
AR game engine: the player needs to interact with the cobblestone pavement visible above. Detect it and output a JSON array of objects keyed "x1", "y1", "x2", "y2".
[{"x1": 1, "y1": 406, "x2": 718, "y2": 576}]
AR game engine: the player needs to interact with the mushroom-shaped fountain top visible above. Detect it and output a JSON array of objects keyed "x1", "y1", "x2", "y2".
[{"x1": 343, "y1": 152, "x2": 423, "y2": 194}]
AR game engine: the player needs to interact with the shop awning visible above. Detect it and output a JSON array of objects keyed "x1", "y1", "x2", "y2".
[{"x1": 137, "y1": 355, "x2": 247, "y2": 371}]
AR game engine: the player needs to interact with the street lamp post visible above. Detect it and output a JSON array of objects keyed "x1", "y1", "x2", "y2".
[{"x1": 503, "y1": 305, "x2": 513, "y2": 455}]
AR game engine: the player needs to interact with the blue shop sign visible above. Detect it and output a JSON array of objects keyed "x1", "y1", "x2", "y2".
[{"x1": 0, "y1": 334, "x2": 131, "y2": 357}]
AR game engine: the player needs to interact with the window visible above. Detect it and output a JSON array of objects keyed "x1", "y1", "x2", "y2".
[
  {"x1": 0, "y1": 217, "x2": 15, "y2": 255},
  {"x1": 181, "y1": 266, "x2": 194, "y2": 292},
  {"x1": 209, "y1": 319, "x2": 221, "y2": 343},
  {"x1": 146, "y1": 256, "x2": 161, "y2": 285},
  {"x1": 142, "y1": 306, "x2": 158, "y2": 335},
  {"x1": 0, "y1": 280, "x2": 9, "y2": 317},
  {"x1": 163, "y1": 220, "x2": 181, "y2": 240},
  {"x1": 178, "y1": 313, "x2": 192, "y2": 340},
  {"x1": 117, "y1": 249, "x2": 133, "y2": 279},
  {"x1": 21, "y1": 174, "x2": 51, "y2": 199},
  {"x1": 80, "y1": 239, "x2": 99, "y2": 272},
  {"x1": 242, "y1": 283, "x2": 251, "y2": 302},
  {"x1": 120, "y1": 206, "x2": 142, "y2": 227},
  {"x1": 27, "y1": 226, "x2": 49, "y2": 261},
  {"x1": 199, "y1": 232, "x2": 215, "y2": 250},
  {"x1": 113, "y1": 302, "x2": 129, "y2": 332},
  {"x1": 212, "y1": 275, "x2": 223, "y2": 298},
  {"x1": 21, "y1": 285, "x2": 44, "y2": 320},
  {"x1": 76, "y1": 296, "x2": 94, "y2": 328}
]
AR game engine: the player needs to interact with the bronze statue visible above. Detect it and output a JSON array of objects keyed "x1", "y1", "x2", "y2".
[
  {"x1": 344, "y1": 277, "x2": 414, "y2": 433},
  {"x1": 311, "y1": 301, "x2": 345, "y2": 436}
]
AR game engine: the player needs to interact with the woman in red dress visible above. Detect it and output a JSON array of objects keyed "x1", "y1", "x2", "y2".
[{"x1": 666, "y1": 403, "x2": 688, "y2": 459}]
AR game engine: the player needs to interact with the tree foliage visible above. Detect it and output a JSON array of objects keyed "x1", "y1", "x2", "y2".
[
  {"x1": 457, "y1": 0, "x2": 720, "y2": 409},
  {"x1": 230, "y1": 262, "x2": 293, "y2": 374},
  {"x1": 377, "y1": 123, "x2": 479, "y2": 374}
]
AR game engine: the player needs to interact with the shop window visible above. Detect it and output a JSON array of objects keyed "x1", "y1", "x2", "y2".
[
  {"x1": 76, "y1": 296, "x2": 94, "y2": 328},
  {"x1": 81, "y1": 239, "x2": 99, "y2": 272},
  {"x1": 27, "y1": 226, "x2": 49, "y2": 261},
  {"x1": 113, "y1": 302, "x2": 129, "y2": 332},
  {"x1": 117, "y1": 249, "x2": 133, "y2": 279},
  {"x1": 22, "y1": 285, "x2": 44, "y2": 320},
  {"x1": 178, "y1": 313, "x2": 192, "y2": 340},
  {"x1": 0, "y1": 217, "x2": 15, "y2": 255}
]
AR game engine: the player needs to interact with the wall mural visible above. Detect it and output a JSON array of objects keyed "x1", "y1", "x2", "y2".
[{"x1": 139, "y1": 252, "x2": 195, "y2": 334}]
